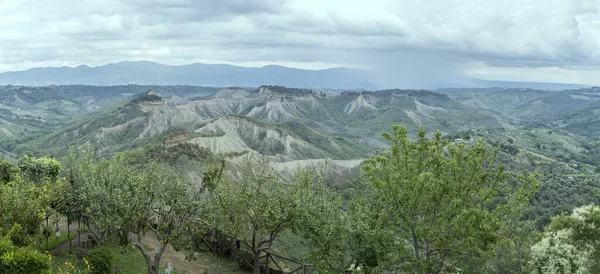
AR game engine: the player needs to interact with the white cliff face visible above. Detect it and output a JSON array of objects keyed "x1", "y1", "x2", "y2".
[
  {"x1": 344, "y1": 94, "x2": 377, "y2": 115},
  {"x1": 404, "y1": 100, "x2": 448, "y2": 125},
  {"x1": 190, "y1": 116, "x2": 320, "y2": 160}
]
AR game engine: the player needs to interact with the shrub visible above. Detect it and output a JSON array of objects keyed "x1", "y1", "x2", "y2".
[
  {"x1": 7, "y1": 223, "x2": 26, "y2": 247},
  {"x1": 0, "y1": 247, "x2": 51, "y2": 274},
  {"x1": 87, "y1": 247, "x2": 113, "y2": 274},
  {"x1": 0, "y1": 237, "x2": 16, "y2": 256}
]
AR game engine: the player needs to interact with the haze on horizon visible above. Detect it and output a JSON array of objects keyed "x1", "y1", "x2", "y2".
[{"x1": 1, "y1": 0, "x2": 599, "y2": 88}]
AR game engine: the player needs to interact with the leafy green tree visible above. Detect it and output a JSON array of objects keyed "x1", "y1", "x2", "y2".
[
  {"x1": 12, "y1": 155, "x2": 62, "y2": 250},
  {"x1": 529, "y1": 204, "x2": 600, "y2": 274},
  {"x1": 128, "y1": 163, "x2": 199, "y2": 274},
  {"x1": 361, "y1": 125, "x2": 537, "y2": 273},
  {"x1": 0, "y1": 180, "x2": 45, "y2": 243},
  {"x1": 291, "y1": 170, "x2": 350, "y2": 272},
  {"x1": 81, "y1": 156, "x2": 139, "y2": 246},
  {"x1": 208, "y1": 157, "x2": 298, "y2": 274},
  {"x1": 61, "y1": 147, "x2": 200, "y2": 274},
  {"x1": 17, "y1": 156, "x2": 61, "y2": 185},
  {"x1": 59, "y1": 147, "x2": 95, "y2": 250},
  {"x1": 0, "y1": 158, "x2": 19, "y2": 184},
  {"x1": 483, "y1": 204, "x2": 538, "y2": 273},
  {"x1": 345, "y1": 187, "x2": 403, "y2": 273},
  {"x1": 61, "y1": 148, "x2": 140, "y2": 247}
]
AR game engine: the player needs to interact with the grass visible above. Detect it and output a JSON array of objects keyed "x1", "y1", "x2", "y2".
[
  {"x1": 48, "y1": 240, "x2": 250, "y2": 274},
  {"x1": 41, "y1": 232, "x2": 76, "y2": 251},
  {"x1": 50, "y1": 243, "x2": 185, "y2": 274}
]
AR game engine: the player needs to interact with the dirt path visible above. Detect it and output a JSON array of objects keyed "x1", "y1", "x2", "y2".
[{"x1": 48, "y1": 219, "x2": 212, "y2": 273}]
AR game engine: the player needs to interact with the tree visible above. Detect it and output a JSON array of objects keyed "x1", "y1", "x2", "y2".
[
  {"x1": 361, "y1": 125, "x2": 537, "y2": 273},
  {"x1": 483, "y1": 202, "x2": 538, "y2": 273},
  {"x1": 128, "y1": 163, "x2": 199, "y2": 274},
  {"x1": 294, "y1": 173, "x2": 402, "y2": 273},
  {"x1": 344, "y1": 186, "x2": 403, "y2": 272},
  {"x1": 529, "y1": 204, "x2": 600, "y2": 273},
  {"x1": 81, "y1": 157, "x2": 139, "y2": 246},
  {"x1": 0, "y1": 158, "x2": 18, "y2": 185},
  {"x1": 14, "y1": 156, "x2": 62, "y2": 250},
  {"x1": 61, "y1": 147, "x2": 201, "y2": 274},
  {"x1": 59, "y1": 147, "x2": 95, "y2": 250},
  {"x1": 0, "y1": 180, "x2": 45, "y2": 244},
  {"x1": 208, "y1": 157, "x2": 298, "y2": 274},
  {"x1": 59, "y1": 149, "x2": 118, "y2": 247},
  {"x1": 17, "y1": 156, "x2": 61, "y2": 185},
  {"x1": 292, "y1": 170, "x2": 350, "y2": 272}
]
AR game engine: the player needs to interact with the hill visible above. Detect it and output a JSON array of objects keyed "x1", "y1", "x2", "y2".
[
  {"x1": 12, "y1": 86, "x2": 503, "y2": 158},
  {"x1": 0, "y1": 85, "x2": 218, "y2": 151},
  {"x1": 439, "y1": 87, "x2": 600, "y2": 124},
  {"x1": 551, "y1": 99, "x2": 600, "y2": 141}
]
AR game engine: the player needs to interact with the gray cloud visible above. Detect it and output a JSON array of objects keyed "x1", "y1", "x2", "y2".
[{"x1": 0, "y1": 0, "x2": 599, "y2": 85}]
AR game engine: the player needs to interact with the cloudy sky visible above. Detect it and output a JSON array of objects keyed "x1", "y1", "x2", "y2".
[{"x1": 1, "y1": 0, "x2": 599, "y2": 86}]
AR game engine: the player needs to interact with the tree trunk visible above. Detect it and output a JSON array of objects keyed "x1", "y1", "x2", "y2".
[
  {"x1": 153, "y1": 242, "x2": 165, "y2": 274},
  {"x1": 85, "y1": 222, "x2": 105, "y2": 246},
  {"x1": 134, "y1": 239, "x2": 167, "y2": 274},
  {"x1": 118, "y1": 230, "x2": 128, "y2": 246},
  {"x1": 67, "y1": 215, "x2": 72, "y2": 253},
  {"x1": 45, "y1": 216, "x2": 49, "y2": 250},
  {"x1": 78, "y1": 216, "x2": 81, "y2": 248},
  {"x1": 253, "y1": 251, "x2": 261, "y2": 274}
]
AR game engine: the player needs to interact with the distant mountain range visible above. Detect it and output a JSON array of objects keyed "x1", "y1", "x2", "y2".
[
  {"x1": 0, "y1": 61, "x2": 590, "y2": 90},
  {"x1": 0, "y1": 61, "x2": 376, "y2": 89}
]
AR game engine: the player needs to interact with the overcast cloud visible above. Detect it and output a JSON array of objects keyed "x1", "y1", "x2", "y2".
[{"x1": 0, "y1": 0, "x2": 599, "y2": 86}]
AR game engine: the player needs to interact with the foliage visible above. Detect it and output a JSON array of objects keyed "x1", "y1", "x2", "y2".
[
  {"x1": 208, "y1": 156, "x2": 299, "y2": 273},
  {"x1": 17, "y1": 155, "x2": 61, "y2": 185},
  {"x1": 0, "y1": 237, "x2": 16, "y2": 257},
  {"x1": 291, "y1": 170, "x2": 349, "y2": 272},
  {"x1": 127, "y1": 92, "x2": 162, "y2": 106},
  {"x1": 60, "y1": 147, "x2": 200, "y2": 274},
  {"x1": 529, "y1": 205, "x2": 600, "y2": 274},
  {"x1": 127, "y1": 163, "x2": 200, "y2": 274},
  {"x1": 60, "y1": 148, "x2": 120, "y2": 245},
  {"x1": 530, "y1": 229, "x2": 593, "y2": 274},
  {"x1": 345, "y1": 187, "x2": 402, "y2": 272},
  {"x1": 0, "y1": 158, "x2": 19, "y2": 184},
  {"x1": 0, "y1": 245, "x2": 51, "y2": 274},
  {"x1": 361, "y1": 125, "x2": 537, "y2": 273},
  {"x1": 482, "y1": 204, "x2": 539, "y2": 274},
  {"x1": 87, "y1": 247, "x2": 113, "y2": 274},
  {"x1": 7, "y1": 223, "x2": 27, "y2": 248},
  {"x1": 0, "y1": 180, "x2": 46, "y2": 241}
]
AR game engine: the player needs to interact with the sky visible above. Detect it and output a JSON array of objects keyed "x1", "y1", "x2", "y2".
[{"x1": 0, "y1": 0, "x2": 599, "y2": 86}]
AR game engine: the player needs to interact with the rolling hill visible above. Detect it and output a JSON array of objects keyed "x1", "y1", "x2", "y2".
[{"x1": 439, "y1": 87, "x2": 600, "y2": 124}]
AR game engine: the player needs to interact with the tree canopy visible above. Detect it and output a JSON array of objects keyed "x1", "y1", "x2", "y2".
[{"x1": 360, "y1": 125, "x2": 537, "y2": 273}]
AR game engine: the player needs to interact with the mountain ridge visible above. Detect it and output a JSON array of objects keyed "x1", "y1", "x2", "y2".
[
  {"x1": 0, "y1": 61, "x2": 591, "y2": 90},
  {"x1": 0, "y1": 61, "x2": 376, "y2": 89}
]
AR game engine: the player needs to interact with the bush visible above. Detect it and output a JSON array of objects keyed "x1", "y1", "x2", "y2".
[
  {"x1": 87, "y1": 247, "x2": 113, "y2": 274},
  {"x1": 0, "y1": 247, "x2": 51, "y2": 274},
  {"x1": 7, "y1": 223, "x2": 26, "y2": 247},
  {"x1": 0, "y1": 237, "x2": 16, "y2": 256}
]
